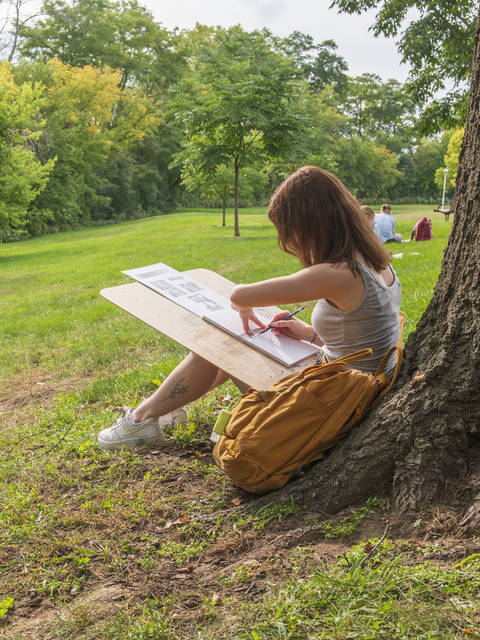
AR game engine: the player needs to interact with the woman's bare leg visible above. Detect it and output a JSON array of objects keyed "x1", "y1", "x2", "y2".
[
  {"x1": 133, "y1": 352, "x2": 251, "y2": 421},
  {"x1": 209, "y1": 370, "x2": 249, "y2": 394},
  {"x1": 97, "y1": 352, "x2": 251, "y2": 449}
]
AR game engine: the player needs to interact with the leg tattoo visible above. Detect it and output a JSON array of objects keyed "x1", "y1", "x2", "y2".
[{"x1": 164, "y1": 376, "x2": 190, "y2": 402}]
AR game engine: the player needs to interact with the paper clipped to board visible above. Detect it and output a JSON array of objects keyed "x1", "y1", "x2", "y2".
[{"x1": 122, "y1": 262, "x2": 321, "y2": 367}]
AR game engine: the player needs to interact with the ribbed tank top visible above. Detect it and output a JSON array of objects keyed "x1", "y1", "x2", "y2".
[{"x1": 311, "y1": 261, "x2": 401, "y2": 373}]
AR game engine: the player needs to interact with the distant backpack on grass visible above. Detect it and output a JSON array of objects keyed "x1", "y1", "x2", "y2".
[{"x1": 411, "y1": 217, "x2": 433, "y2": 241}]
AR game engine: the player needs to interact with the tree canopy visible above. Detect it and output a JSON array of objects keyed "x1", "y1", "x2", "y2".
[
  {"x1": 331, "y1": 0, "x2": 478, "y2": 132},
  {"x1": 0, "y1": 0, "x2": 469, "y2": 239}
]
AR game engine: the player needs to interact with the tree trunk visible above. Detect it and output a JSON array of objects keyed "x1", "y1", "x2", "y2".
[
  {"x1": 283, "y1": 11, "x2": 480, "y2": 530},
  {"x1": 222, "y1": 187, "x2": 227, "y2": 227},
  {"x1": 234, "y1": 157, "x2": 240, "y2": 237}
]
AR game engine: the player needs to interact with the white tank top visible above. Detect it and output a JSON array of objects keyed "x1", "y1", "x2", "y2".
[{"x1": 311, "y1": 261, "x2": 401, "y2": 373}]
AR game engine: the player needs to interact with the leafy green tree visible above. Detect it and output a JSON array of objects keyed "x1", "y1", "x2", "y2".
[
  {"x1": 18, "y1": 0, "x2": 186, "y2": 218},
  {"x1": 174, "y1": 26, "x2": 307, "y2": 236},
  {"x1": 237, "y1": 167, "x2": 270, "y2": 207},
  {"x1": 181, "y1": 161, "x2": 269, "y2": 225},
  {"x1": 18, "y1": 0, "x2": 182, "y2": 91},
  {"x1": 279, "y1": 32, "x2": 349, "y2": 94},
  {"x1": 342, "y1": 73, "x2": 381, "y2": 138},
  {"x1": 414, "y1": 136, "x2": 449, "y2": 199},
  {"x1": 335, "y1": 137, "x2": 401, "y2": 198},
  {"x1": 342, "y1": 73, "x2": 416, "y2": 151},
  {"x1": 385, "y1": 150, "x2": 418, "y2": 200},
  {"x1": 16, "y1": 58, "x2": 157, "y2": 231},
  {"x1": 435, "y1": 128, "x2": 464, "y2": 192},
  {"x1": 0, "y1": 62, "x2": 54, "y2": 239},
  {"x1": 97, "y1": 125, "x2": 181, "y2": 219},
  {"x1": 268, "y1": 86, "x2": 345, "y2": 187},
  {"x1": 330, "y1": 0, "x2": 478, "y2": 132}
]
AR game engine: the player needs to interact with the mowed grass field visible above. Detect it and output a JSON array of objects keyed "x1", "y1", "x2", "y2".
[
  {"x1": 1, "y1": 204, "x2": 446, "y2": 388},
  {"x1": 2, "y1": 205, "x2": 479, "y2": 640}
]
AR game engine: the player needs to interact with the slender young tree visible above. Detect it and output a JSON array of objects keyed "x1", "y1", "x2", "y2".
[{"x1": 174, "y1": 26, "x2": 307, "y2": 237}]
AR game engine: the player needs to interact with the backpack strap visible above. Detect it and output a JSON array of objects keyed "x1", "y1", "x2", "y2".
[
  {"x1": 374, "y1": 346, "x2": 397, "y2": 377},
  {"x1": 371, "y1": 311, "x2": 406, "y2": 404},
  {"x1": 324, "y1": 347, "x2": 373, "y2": 367},
  {"x1": 295, "y1": 348, "x2": 373, "y2": 383}
]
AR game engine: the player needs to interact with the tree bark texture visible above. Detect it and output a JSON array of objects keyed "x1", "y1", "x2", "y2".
[{"x1": 284, "y1": 11, "x2": 480, "y2": 525}]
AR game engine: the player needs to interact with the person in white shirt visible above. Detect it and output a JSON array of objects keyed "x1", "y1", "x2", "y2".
[{"x1": 374, "y1": 204, "x2": 402, "y2": 243}]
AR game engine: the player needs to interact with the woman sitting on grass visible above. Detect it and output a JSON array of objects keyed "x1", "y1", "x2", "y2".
[{"x1": 98, "y1": 166, "x2": 401, "y2": 450}]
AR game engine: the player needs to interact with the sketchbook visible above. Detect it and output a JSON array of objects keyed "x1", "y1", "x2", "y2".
[
  {"x1": 123, "y1": 262, "x2": 321, "y2": 367},
  {"x1": 202, "y1": 307, "x2": 321, "y2": 366}
]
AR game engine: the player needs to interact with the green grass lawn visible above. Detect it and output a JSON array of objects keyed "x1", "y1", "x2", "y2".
[
  {"x1": 0, "y1": 204, "x2": 449, "y2": 386},
  {"x1": 2, "y1": 206, "x2": 477, "y2": 640}
]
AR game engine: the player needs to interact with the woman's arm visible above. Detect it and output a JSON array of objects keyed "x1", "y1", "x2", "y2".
[{"x1": 230, "y1": 263, "x2": 360, "y2": 310}]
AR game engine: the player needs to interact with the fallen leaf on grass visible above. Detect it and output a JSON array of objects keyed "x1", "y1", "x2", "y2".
[
  {"x1": 176, "y1": 565, "x2": 194, "y2": 573},
  {"x1": 164, "y1": 513, "x2": 189, "y2": 529}
]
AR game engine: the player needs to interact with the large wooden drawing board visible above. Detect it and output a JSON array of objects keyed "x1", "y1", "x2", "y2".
[{"x1": 101, "y1": 268, "x2": 317, "y2": 389}]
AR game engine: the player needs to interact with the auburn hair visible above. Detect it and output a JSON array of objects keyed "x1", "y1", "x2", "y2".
[{"x1": 268, "y1": 166, "x2": 391, "y2": 274}]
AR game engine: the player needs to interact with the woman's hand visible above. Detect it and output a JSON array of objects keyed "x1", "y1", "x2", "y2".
[
  {"x1": 232, "y1": 304, "x2": 266, "y2": 335},
  {"x1": 267, "y1": 311, "x2": 322, "y2": 343}
]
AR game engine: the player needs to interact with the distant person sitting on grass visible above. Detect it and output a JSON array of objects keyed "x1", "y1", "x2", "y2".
[
  {"x1": 361, "y1": 205, "x2": 375, "y2": 228},
  {"x1": 374, "y1": 204, "x2": 402, "y2": 243},
  {"x1": 97, "y1": 166, "x2": 401, "y2": 451},
  {"x1": 411, "y1": 217, "x2": 433, "y2": 241}
]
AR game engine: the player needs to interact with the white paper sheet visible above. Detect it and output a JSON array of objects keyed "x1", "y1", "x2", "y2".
[
  {"x1": 123, "y1": 262, "x2": 320, "y2": 367},
  {"x1": 203, "y1": 307, "x2": 321, "y2": 367},
  {"x1": 122, "y1": 262, "x2": 229, "y2": 315}
]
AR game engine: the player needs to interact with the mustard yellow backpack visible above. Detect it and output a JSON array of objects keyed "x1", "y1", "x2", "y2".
[{"x1": 213, "y1": 345, "x2": 402, "y2": 494}]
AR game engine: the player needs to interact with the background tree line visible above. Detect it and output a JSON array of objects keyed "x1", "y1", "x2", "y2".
[{"x1": 0, "y1": 0, "x2": 475, "y2": 240}]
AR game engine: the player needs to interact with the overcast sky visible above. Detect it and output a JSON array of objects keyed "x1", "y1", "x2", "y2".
[{"x1": 142, "y1": 0, "x2": 410, "y2": 82}]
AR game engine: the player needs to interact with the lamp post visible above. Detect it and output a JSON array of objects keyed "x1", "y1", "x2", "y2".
[{"x1": 441, "y1": 167, "x2": 448, "y2": 209}]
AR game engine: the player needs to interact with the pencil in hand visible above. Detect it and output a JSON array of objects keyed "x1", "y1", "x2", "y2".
[{"x1": 257, "y1": 306, "x2": 305, "y2": 335}]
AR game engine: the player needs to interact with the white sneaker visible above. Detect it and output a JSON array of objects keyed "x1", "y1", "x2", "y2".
[{"x1": 97, "y1": 407, "x2": 187, "y2": 450}]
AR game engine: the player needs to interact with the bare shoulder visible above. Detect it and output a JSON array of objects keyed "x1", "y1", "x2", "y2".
[
  {"x1": 302, "y1": 262, "x2": 357, "y2": 283},
  {"x1": 298, "y1": 262, "x2": 361, "y2": 301},
  {"x1": 300, "y1": 262, "x2": 365, "y2": 310}
]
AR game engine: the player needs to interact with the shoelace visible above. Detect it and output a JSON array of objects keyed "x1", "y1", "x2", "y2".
[{"x1": 111, "y1": 406, "x2": 130, "y2": 429}]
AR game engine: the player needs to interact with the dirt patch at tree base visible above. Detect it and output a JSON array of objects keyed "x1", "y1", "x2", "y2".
[{"x1": 0, "y1": 372, "x2": 94, "y2": 429}]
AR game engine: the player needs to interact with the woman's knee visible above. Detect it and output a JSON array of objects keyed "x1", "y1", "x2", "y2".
[{"x1": 186, "y1": 352, "x2": 220, "y2": 375}]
